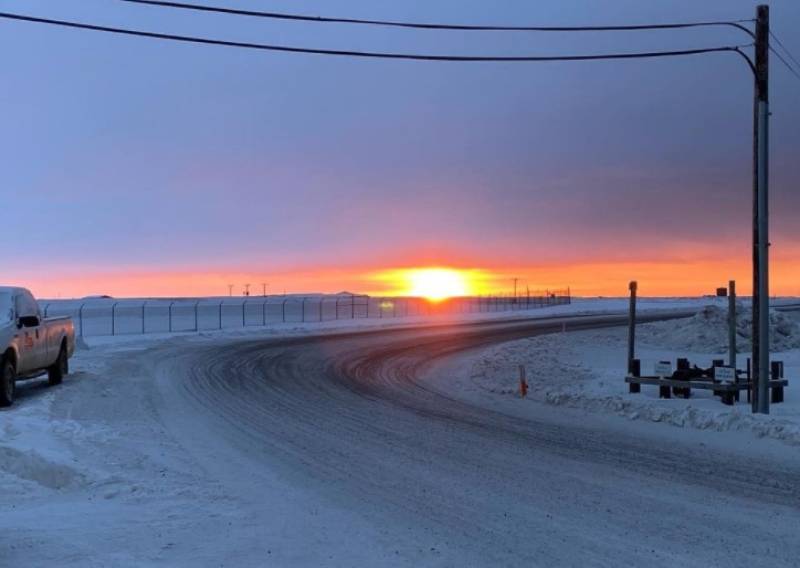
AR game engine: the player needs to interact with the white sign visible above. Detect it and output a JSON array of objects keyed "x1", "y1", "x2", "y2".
[
  {"x1": 654, "y1": 361, "x2": 673, "y2": 378},
  {"x1": 714, "y1": 366, "x2": 736, "y2": 384}
]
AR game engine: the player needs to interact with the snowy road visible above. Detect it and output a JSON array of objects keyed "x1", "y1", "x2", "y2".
[
  {"x1": 149, "y1": 313, "x2": 800, "y2": 566},
  {"x1": 5, "y1": 312, "x2": 800, "y2": 566}
]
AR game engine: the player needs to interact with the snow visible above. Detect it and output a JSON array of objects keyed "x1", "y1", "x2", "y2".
[
  {"x1": 641, "y1": 303, "x2": 800, "y2": 352},
  {"x1": 3, "y1": 297, "x2": 800, "y2": 565},
  {"x1": 467, "y1": 307, "x2": 800, "y2": 445}
]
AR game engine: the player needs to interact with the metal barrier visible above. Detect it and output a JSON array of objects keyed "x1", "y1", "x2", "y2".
[{"x1": 40, "y1": 290, "x2": 571, "y2": 337}]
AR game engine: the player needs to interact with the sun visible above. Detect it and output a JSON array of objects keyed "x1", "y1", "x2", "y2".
[
  {"x1": 371, "y1": 267, "x2": 490, "y2": 301},
  {"x1": 405, "y1": 268, "x2": 470, "y2": 301}
]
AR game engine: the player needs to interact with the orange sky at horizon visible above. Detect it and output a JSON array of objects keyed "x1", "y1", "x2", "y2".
[{"x1": 6, "y1": 256, "x2": 800, "y2": 300}]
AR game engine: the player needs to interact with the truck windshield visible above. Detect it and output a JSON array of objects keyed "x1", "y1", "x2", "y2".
[{"x1": 0, "y1": 292, "x2": 12, "y2": 324}]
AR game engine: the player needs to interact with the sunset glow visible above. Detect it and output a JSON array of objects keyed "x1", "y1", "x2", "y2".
[
  {"x1": 372, "y1": 268, "x2": 490, "y2": 301},
  {"x1": 407, "y1": 269, "x2": 469, "y2": 301},
  {"x1": 8, "y1": 254, "x2": 800, "y2": 300}
]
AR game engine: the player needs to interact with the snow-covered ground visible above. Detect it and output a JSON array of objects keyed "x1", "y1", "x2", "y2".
[
  {"x1": 467, "y1": 305, "x2": 800, "y2": 445},
  {"x1": 3, "y1": 297, "x2": 800, "y2": 566}
]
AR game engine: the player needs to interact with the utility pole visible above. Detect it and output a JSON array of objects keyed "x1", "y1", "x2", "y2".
[
  {"x1": 227, "y1": 284, "x2": 234, "y2": 297},
  {"x1": 243, "y1": 283, "x2": 251, "y2": 297},
  {"x1": 261, "y1": 282, "x2": 268, "y2": 297},
  {"x1": 728, "y1": 280, "x2": 737, "y2": 372},
  {"x1": 752, "y1": 5, "x2": 770, "y2": 414}
]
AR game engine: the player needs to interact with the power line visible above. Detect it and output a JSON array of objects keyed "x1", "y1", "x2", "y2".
[
  {"x1": 767, "y1": 30, "x2": 800, "y2": 81},
  {"x1": 121, "y1": 0, "x2": 754, "y2": 36},
  {"x1": 769, "y1": 30, "x2": 800, "y2": 69},
  {"x1": 0, "y1": 11, "x2": 752, "y2": 64},
  {"x1": 769, "y1": 46, "x2": 800, "y2": 81}
]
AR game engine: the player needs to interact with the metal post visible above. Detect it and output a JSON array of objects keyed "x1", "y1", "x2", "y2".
[
  {"x1": 218, "y1": 301, "x2": 223, "y2": 330},
  {"x1": 168, "y1": 301, "x2": 174, "y2": 333},
  {"x1": 263, "y1": 299, "x2": 267, "y2": 326},
  {"x1": 753, "y1": 5, "x2": 770, "y2": 414},
  {"x1": 79, "y1": 303, "x2": 85, "y2": 337},
  {"x1": 194, "y1": 301, "x2": 200, "y2": 332},
  {"x1": 351, "y1": 295, "x2": 355, "y2": 319},
  {"x1": 242, "y1": 300, "x2": 247, "y2": 327},
  {"x1": 111, "y1": 302, "x2": 118, "y2": 336},
  {"x1": 302, "y1": 298, "x2": 306, "y2": 323},
  {"x1": 728, "y1": 280, "x2": 737, "y2": 371},
  {"x1": 319, "y1": 297, "x2": 323, "y2": 322},
  {"x1": 627, "y1": 281, "x2": 637, "y2": 373},
  {"x1": 142, "y1": 301, "x2": 146, "y2": 334}
]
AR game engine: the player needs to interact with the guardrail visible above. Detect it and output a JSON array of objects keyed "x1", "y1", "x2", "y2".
[{"x1": 40, "y1": 290, "x2": 571, "y2": 337}]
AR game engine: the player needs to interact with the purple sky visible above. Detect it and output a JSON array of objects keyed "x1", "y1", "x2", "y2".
[{"x1": 1, "y1": 0, "x2": 798, "y2": 296}]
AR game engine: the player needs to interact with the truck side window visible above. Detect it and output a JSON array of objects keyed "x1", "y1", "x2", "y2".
[{"x1": 15, "y1": 291, "x2": 40, "y2": 320}]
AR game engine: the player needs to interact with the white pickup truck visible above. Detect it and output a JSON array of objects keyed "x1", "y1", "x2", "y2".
[{"x1": 0, "y1": 286, "x2": 75, "y2": 407}]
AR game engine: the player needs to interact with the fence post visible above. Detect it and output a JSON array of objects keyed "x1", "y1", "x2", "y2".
[
  {"x1": 242, "y1": 300, "x2": 247, "y2": 328},
  {"x1": 218, "y1": 301, "x2": 223, "y2": 330},
  {"x1": 282, "y1": 298, "x2": 288, "y2": 323},
  {"x1": 301, "y1": 298, "x2": 306, "y2": 323},
  {"x1": 142, "y1": 301, "x2": 147, "y2": 334},
  {"x1": 262, "y1": 299, "x2": 267, "y2": 326},
  {"x1": 194, "y1": 300, "x2": 200, "y2": 332},
  {"x1": 168, "y1": 301, "x2": 175, "y2": 333},
  {"x1": 111, "y1": 302, "x2": 118, "y2": 336},
  {"x1": 79, "y1": 303, "x2": 85, "y2": 337},
  {"x1": 351, "y1": 295, "x2": 355, "y2": 319},
  {"x1": 627, "y1": 281, "x2": 637, "y2": 373}
]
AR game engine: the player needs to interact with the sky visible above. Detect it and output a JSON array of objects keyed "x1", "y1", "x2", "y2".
[{"x1": 1, "y1": 0, "x2": 799, "y2": 298}]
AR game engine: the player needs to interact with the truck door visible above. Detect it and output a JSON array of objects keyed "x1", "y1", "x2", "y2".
[{"x1": 15, "y1": 291, "x2": 46, "y2": 373}]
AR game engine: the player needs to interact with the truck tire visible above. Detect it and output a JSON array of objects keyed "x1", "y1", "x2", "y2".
[
  {"x1": 0, "y1": 359, "x2": 15, "y2": 407},
  {"x1": 48, "y1": 345, "x2": 68, "y2": 386}
]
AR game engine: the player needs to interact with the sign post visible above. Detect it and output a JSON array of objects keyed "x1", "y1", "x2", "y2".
[{"x1": 627, "y1": 281, "x2": 637, "y2": 374}]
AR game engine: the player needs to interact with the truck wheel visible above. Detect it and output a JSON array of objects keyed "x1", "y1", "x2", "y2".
[
  {"x1": 48, "y1": 345, "x2": 68, "y2": 386},
  {"x1": 0, "y1": 359, "x2": 15, "y2": 407}
]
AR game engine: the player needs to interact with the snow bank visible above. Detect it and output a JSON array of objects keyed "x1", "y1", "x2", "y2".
[
  {"x1": 0, "y1": 394, "x2": 95, "y2": 494},
  {"x1": 640, "y1": 304, "x2": 800, "y2": 353},
  {"x1": 469, "y1": 320, "x2": 800, "y2": 446}
]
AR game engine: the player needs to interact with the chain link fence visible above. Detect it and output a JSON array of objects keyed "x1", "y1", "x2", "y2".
[{"x1": 40, "y1": 290, "x2": 571, "y2": 337}]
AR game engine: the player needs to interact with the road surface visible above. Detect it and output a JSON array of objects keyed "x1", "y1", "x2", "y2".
[{"x1": 142, "y1": 312, "x2": 800, "y2": 566}]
